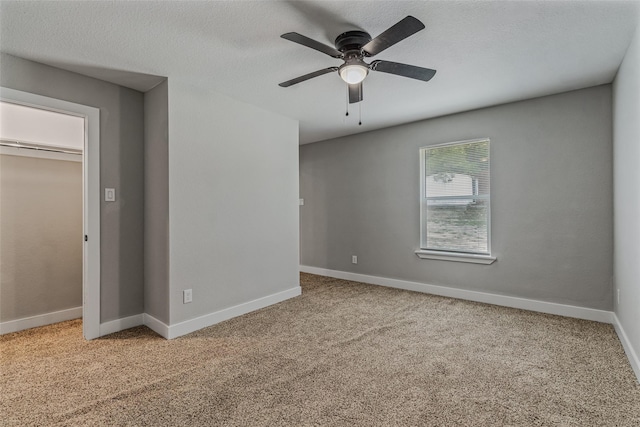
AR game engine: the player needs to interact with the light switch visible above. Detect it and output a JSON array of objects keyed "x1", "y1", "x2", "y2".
[
  {"x1": 105, "y1": 188, "x2": 116, "y2": 202},
  {"x1": 299, "y1": 198, "x2": 304, "y2": 206}
]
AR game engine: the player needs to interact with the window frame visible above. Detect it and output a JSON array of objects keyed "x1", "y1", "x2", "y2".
[{"x1": 418, "y1": 138, "x2": 494, "y2": 262}]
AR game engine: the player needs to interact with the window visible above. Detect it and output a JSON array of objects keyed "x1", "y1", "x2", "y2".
[{"x1": 418, "y1": 139, "x2": 494, "y2": 263}]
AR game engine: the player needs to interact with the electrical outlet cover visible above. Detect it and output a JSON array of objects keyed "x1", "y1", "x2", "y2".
[{"x1": 183, "y1": 289, "x2": 193, "y2": 304}]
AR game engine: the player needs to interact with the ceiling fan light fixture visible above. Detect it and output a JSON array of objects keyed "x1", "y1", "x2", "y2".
[{"x1": 339, "y1": 63, "x2": 368, "y2": 84}]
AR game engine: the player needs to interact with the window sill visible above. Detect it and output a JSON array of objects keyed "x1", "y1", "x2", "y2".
[{"x1": 415, "y1": 250, "x2": 496, "y2": 264}]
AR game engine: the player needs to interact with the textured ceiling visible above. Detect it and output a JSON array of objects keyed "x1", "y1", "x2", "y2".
[{"x1": 1, "y1": 1, "x2": 638, "y2": 144}]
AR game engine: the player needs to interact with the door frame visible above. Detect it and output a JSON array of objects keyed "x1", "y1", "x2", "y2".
[{"x1": 0, "y1": 87, "x2": 101, "y2": 339}]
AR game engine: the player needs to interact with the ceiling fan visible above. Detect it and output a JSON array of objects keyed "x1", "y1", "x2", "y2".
[{"x1": 278, "y1": 16, "x2": 436, "y2": 104}]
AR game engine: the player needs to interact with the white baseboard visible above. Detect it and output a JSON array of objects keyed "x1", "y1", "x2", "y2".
[
  {"x1": 99, "y1": 314, "x2": 144, "y2": 336},
  {"x1": 0, "y1": 307, "x2": 83, "y2": 335},
  {"x1": 143, "y1": 313, "x2": 170, "y2": 339},
  {"x1": 612, "y1": 314, "x2": 640, "y2": 383},
  {"x1": 60, "y1": 287, "x2": 301, "y2": 339},
  {"x1": 166, "y1": 286, "x2": 302, "y2": 339},
  {"x1": 300, "y1": 266, "x2": 613, "y2": 324}
]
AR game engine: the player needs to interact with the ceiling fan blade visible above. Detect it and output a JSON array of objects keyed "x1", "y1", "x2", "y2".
[
  {"x1": 362, "y1": 16, "x2": 425, "y2": 57},
  {"x1": 370, "y1": 60, "x2": 436, "y2": 82},
  {"x1": 279, "y1": 67, "x2": 338, "y2": 87},
  {"x1": 281, "y1": 32, "x2": 343, "y2": 58},
  {"x1": 348, "y1": 82, "x2": 363, "y2": 104}
]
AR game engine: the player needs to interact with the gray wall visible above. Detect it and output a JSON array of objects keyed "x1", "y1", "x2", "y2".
[
  {"x1": 168, "y1": 80, "x2": 300, "y2": 324},
  {"x1": 300, "y1": 85, "x2": 613, "y2": 310},
  {"x1": 144, "y1": 80, "x2": 170, "y2": 323},
  {"x1": 0, "y1": 154, "x2": 82, "y2": 321},
  {"x1": 0, "y1": 53, "x2": 145, "y2": 322},
  {"x1": 613, "y1": 26, "x2": 640, "y2": 365}
]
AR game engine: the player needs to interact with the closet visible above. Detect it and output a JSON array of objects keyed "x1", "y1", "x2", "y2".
[{"x1": 0, "y1": 101, "x2": 84, "y2": 332}]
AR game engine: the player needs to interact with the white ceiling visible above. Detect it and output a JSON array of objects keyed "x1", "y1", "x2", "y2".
[{"x1": 1, "y1": 1, "x2": 638, "y2": 144}]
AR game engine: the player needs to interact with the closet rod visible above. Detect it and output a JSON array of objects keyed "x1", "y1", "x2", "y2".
[{"x1": 0, "y1": 139, "x2": 82, "y2": 155}]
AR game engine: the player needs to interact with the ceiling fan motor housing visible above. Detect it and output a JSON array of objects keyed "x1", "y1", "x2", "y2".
[{"x1": 334, "y1": 30, "x2": 372, "y2": 54}]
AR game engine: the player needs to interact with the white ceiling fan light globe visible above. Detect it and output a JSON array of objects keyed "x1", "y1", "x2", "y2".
[{"x1": 339, "y1": 64, "x2": 368, "y2": 84}]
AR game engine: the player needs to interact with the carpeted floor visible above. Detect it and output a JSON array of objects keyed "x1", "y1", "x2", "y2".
[{"x1": 1, "y1": 273, "x2": 639, "y2": 426}]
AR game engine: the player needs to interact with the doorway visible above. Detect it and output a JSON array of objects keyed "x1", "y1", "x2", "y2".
[{"x1": 0, "y1": 87, "x2": 100, "y2": 339}]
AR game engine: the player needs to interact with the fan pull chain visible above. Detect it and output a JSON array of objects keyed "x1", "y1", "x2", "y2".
[
  {"x1": 359, "y1": 101, "x2": 362, "y2": 126},
  {"x1": 345, "y1": 86, "x2": 349, "y2": 116}
]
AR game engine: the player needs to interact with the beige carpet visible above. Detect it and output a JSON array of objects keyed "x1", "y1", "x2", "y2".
[{"x1": 1, "y1": 273, "x2": 639, "y2": 426}]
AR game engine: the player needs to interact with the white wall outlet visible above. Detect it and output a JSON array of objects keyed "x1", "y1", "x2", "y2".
[
  {"x1": 299, "y1": 198, "x2": 304, "y2": 206},
  {"x1": 104, "y1": 188, "x2": 116, "y2": 202},
  {"x1": 352, "y1": 255, "x2": 358, "y2": 264},
  {"x1": 183, "y1": 289, "x2": 193, "y2": 304}
]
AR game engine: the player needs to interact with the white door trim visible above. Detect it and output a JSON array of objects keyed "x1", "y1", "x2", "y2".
[{"x1": 0, "y1": 87, "x2": 101, "y2": 340}]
